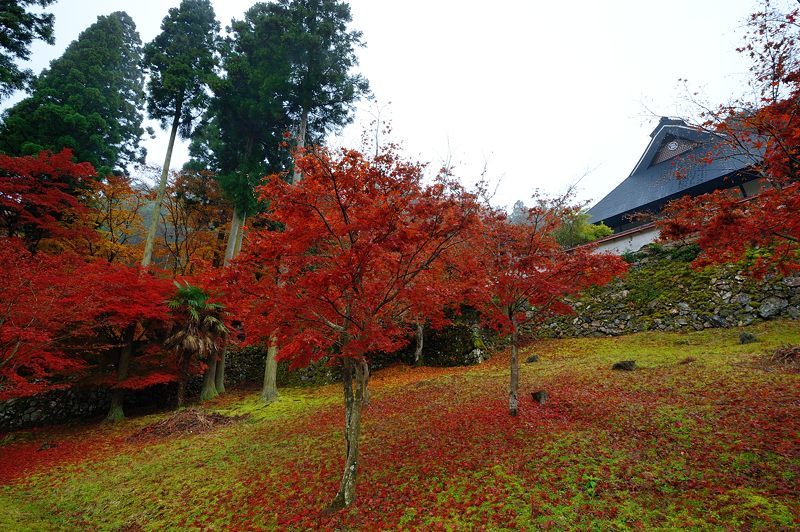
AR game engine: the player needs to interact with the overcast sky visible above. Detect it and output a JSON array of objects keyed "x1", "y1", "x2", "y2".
[{"x1": 5, "y1": 0, "x2": 761, "y2": 210}]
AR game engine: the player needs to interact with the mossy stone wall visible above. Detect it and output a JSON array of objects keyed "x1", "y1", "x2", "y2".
[{"x1": 542, "y1": 245, "x2": 800, "y2": 338}]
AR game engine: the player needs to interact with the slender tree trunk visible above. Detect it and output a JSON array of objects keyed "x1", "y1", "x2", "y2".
[
  {"x1": 509, "y1": 321, "x2": 520, "y2": 417},
  {"x1": 413, "y1": 320, "x2": 424, "y2": 366},
  {"x1": 361, "y1": 358, "x2": 370, "y2": 407},
  {"x1": 176, "y1": 352, "x2": 191, "y2": 408},
  {"x1": 327, "y1": 357, "x2": 367, "y2": 512},
  {"x1": 292, "y1": 108, "x2": 309, "y2": 184},
  {"x1": 260, "y1": 333, "x2": 279, "y2": 404},
  {"x1": 106, "y1": 326, "x2": 136, "y2": 422},
  {"x1": 215, "y1": 209, "x2": 244, "y2": 394},
  {"x1": 176, "y1": 380, "x2": 187, "y2": 408},
  {"x1": 234, "y1": 213, "x2": 246, "y2": 256},
  {"x1": 215, "y1": 351, "x2": 226, "y2": 394},
  {"x1": 223, "y1": 207, "x2": 242, "y2": 267},
  {"x1": 200, "y1": 356, "x2": 218, "y2": 402},
  {"x1": 142, "y1": 99, "x2": 183, "y2": 268}
]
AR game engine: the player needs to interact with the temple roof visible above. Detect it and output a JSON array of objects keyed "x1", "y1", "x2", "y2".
[{"x1": 587, "y1": 117, "x2": 757, "y2": 228}]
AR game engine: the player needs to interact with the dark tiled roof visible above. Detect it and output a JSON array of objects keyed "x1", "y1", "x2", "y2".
[{"x1": 587, "y1": 118, "x2": 758, "y2": 227}]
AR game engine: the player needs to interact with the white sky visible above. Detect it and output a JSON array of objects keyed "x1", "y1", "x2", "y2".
[{"x1": 4, "y1": 0, "x2": 760, "y2": 210}]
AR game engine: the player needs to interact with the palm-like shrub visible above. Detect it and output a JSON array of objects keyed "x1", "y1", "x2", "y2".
[{"x1": 167, "y1": 281, "x2": 227, "y2": 406}]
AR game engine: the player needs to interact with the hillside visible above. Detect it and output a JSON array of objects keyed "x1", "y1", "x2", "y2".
[{"x1": 1, "y1": 320, "x2": 798, "y2": 530}]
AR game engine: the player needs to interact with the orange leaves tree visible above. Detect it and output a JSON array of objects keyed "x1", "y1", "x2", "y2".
[
  {"x1": 77, "y1": 174, "x2": 147, "y2": 263},
  {"x1": 659, "y1": 0, "x2": 800, "y2": 277},
  {"x1": 233, "y1": 146, "x2": 479, "y2": 510},
  {"x1": 158, "y1": 170, "x2": 231, "y2": 275},
  {"x1": 470, "y1": 202, "x2": 627, "y2": 416}
]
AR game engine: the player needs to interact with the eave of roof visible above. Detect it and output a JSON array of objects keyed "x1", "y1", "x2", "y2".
[{"x1": 587, "y1": 120, "x2": 759, "y2": 226}]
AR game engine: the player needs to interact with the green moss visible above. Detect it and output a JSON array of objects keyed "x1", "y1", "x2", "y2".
[
  {"x1": 212, "y1": 388, "x2": 338, "y2": 422},
  {"x1": 0, "y1": 492, "x2": 64, "y2": 531},
  {"x1": 1, "y1": 321, "x2": 797, "y2": 529},
  {"x1": 723, "y1": 487, "x2": 796, "y2": 527},
  {"x1": 552, "y1": 243, "x2": 797, "y2": 338}
]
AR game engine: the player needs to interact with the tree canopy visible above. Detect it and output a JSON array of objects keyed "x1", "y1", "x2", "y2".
[
  {"x1": 278, "y1": 0, "x2": 369, "y2": 146},
  {"x1": 0, "y1": 0, "x2": 55, "y2": 99},
  {"x1": 0, "y1": 11, "x2": 146, "y2": 174},
  {"x1": 188, "y1": 2, "x2": 292, "y2": 217},
  {"x1": 144, "y1": 0, "x2": 219, "y2": 137},
  {"x1": 659, "y1": 0, "x2": 800, "y2": 277},
  {"x1": 189, "y1": 0, "x2": 369, "y2": 215}
]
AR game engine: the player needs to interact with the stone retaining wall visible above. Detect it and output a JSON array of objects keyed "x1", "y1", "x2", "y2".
[
  {"x1": 1, "y1": 319, "x2": 493, "y2": 431},
  {"x1": 542, "y1": 245, "x2": 800, "y2": 338},
  {"x1": 0, "y1": 383, "x2": 182, "y2": 432}
]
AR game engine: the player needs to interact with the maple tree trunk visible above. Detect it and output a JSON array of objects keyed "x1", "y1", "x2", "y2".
[
  {"x1": 261, "y1": 333, "x2": 279, "y2": 404},
  {"x1": 142, "y1": 98, "x2": 182, "y2": 268},
  {"x1": 215, "y1": 351, "x2": 226, "y2": 394},
  {"x1": 413, "y1": 321, "x2": 424, "y2": 365},
  {"x1": 106, "y1": 325, "x2": 136, "y2": 422},
  {"x1": 200, "y1": 356, "x2": 218, "y2": 402},
  {"x1": 328, "y1": 357, "x2": 367, "y2": 512},
  {"x1": 176, "y1": 381, "x2": 187, "y2": 408},
  {"x1": 291, "y1": 109, "x2": 308, "y2": 184},
  {"x1": 509, "y1": 323, "x2": 520, "y2": 417}
]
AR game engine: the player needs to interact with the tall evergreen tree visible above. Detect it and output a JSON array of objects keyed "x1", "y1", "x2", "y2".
[
  {"x1": 189, "y1": 1, "x2": 368, "y2": 395},
  {"x1": 188, "y1": 3, "x2": 293, "y2": 393},
  {"x1": 140, "y1": 0, "x2": 219, "y2": 268},
  {"x1": 280, "y1": 0, "x2": 369, "y2": 182},
  {"x1": 0, "y1": 0, "x2": 55, "y2": 99},
  {"x1": 189, "y1": 2, "x2": 293, "y2": 228},
  {"x1": 0, "y1": 12, "x2": 146, "y2": 174}
]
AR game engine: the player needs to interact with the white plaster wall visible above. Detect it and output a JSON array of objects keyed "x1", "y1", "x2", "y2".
[{"x1": 593, "y1": 225, "x2": 661, "y2": 255}]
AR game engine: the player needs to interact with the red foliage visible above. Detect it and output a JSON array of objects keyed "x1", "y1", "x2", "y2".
[
  {"x1": 661, "y1": 2, "x2": 800, "y2": 276},
  {"x1": 0, "y1": 235, "x2": 175, "y2": 399},
  {"x1": 470, "y1": 204, "x2": 628, "y2": 336},
  {"x1": 0, "y1": 147, "x2": 179, "y2": 399},
  {"x1": 0, "y1": 149, "x2": 96, "y2": 250},
  {"x1": 72, "y1": 261, "x2": 175, "y2": 390},
  {"x1": 659, "y1": 184, "x2": 800, "y2": 276},
  {"x1": 0, "y1": 427, "x2": 126, "y2": 484},
  {"x1": 75, "y1": 261, "x2": 172, "y2": 332},
  {"x1": 0, "y1": 238, "x2": 94, "y2": 398},
  {"x1": 234, "y1": 146, "x2": 480, "y2": 368}
]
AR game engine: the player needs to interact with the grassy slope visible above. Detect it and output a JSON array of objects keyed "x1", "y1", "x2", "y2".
[{"x1": 0, "y1": 320, "x2": 798, "y2": 530}]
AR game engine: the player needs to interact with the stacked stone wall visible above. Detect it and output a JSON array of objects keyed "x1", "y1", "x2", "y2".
[{"x1": 542, "y1": 245, "x2": 799, "y2": 338}]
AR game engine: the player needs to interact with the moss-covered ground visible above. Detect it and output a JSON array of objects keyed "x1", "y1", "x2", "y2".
[{"x1": 1, "y1": 320, "x2": 798, "y2": 529}]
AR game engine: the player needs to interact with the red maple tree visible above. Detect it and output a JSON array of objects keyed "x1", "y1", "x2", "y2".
[
  {"x1": 660, "y1": 1, "x2": 800, "y2": 277},
  {"x1": 0, "y1": 238, "x2": 95, "y2": 399},
  {"x1": 72, "y1": 261, "x2": 174, "y2": 421},
  {"x1": 0, "y1": 149, "x2": 96, "y2": 251},
  {"x1": 234, "y1": 145, "x2": 480, "y2": 510},
  {"x1": 0, "y1": 149, "x2": 178, "y2": 406},
  {"x1": 0, "y1": 240, "x2": 175, "y2": 410},
  {"x1": 470, "y1": 202, "x2": 628, "y2": 415}
]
